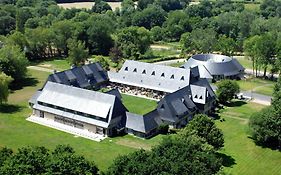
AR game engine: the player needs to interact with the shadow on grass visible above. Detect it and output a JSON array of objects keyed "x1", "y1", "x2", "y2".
[
  {"x1": 248, "y1": 136, "x2": 281, "y2": 151},
  {"x1": 0, "y1": 104, "x2": 22, "y2": 113},
  {"x1": 217, "y1": 152, "x2": 236, "y2": 167},
  {"x1": 9, "y1": 77, "x2": 39, "y2": 91},
  {"x1": 225, "y1": 101, "x2": 247, "y2": 107}
]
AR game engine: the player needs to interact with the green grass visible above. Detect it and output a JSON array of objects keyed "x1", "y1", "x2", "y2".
[
  {"x1": 121, "y1": 94, "x2": 158, "y2": 115},
  {"x1": 235, "y1": 56, "x2": 253, "y2": 70},
  {"x1": 169, "y1": 61, "x2": 185, "y2": 67},
  {"x1": 32, "y1": 58, "x2": 70, "y2": 71},
  {"x1": 235, "y1": 78, "x2": 275, "y2": 96},
  {"x1": 217, "y1": 101, "x2": 281, "y2": 175}
]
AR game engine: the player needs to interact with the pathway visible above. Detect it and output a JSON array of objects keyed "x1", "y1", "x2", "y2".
[
  {"x1": 27, "y1": 66, "x2": 54, "y2": 73},
  {"x1": 244, "y1": 68, "x2": 279, "y2": 78}
]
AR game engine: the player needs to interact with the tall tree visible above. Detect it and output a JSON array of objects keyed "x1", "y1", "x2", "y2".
[
  {"x1": 0, "y1": 45, "x2": 28, "y2": 81},
  {"x1": 216, "y1": 35, "x2": 236, "y2": 56},
  {"x1": 216, "y1": 79, "x2": 240, "y2": 104},
  {"x1": 0, "y1": 72, "x2": 13, "y2": 104},
  {"x1": 180, "y1": 28, "x2": 217, "y2": 55},
  {"x1": 67, "y1": 39, "x2": 88, "y2": 66},
  {"x1": 116, "y1": 26, "x2": 151, "y2": 59},
  {"x1": 92, "y1": 0, "x2": 112, "y2": 14},
  {"x1": 178, "y1": 114, "x2": 224, "y2": 150}
]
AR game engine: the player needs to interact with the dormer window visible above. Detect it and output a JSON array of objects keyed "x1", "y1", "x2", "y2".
[
  {"x1": 142, "y1": 70, "x2": 146, "y2": 74},
  {"x1": 133, "y1": 68, "x2": 137, "y2": 72},
  {"x1": 161, "y1": 73, "x2": 165, "y2": 77},
  {"x1": 180, "y1": 76, "x2": 185, "y2": 81},
  {"x1": 124, "y1": 67, "x2": 128, "y2": 71},
  {"x1": 170, "y1": 75, "x2": 174, "y2": 79},
  {"x1": 151, "y1": 71, "x2": 155, "y2": 76},
  {"x1": 194, "y1": 95, "x2": 198, "y2": 98},
  {"x1": 199, "y1": 96, "x2": 203, "y2": 99}
]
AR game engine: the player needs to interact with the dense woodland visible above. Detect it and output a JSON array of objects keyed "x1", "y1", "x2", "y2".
[{"x1": 0, "y1": 0, "x2": 281, "y2": 174}]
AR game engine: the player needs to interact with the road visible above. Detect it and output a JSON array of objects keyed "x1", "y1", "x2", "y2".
[{"x1": 244, "y1": 68, "x2": 279, "y2": 78}]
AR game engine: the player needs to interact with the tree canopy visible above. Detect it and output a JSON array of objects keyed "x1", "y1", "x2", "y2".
[
  {"x1": 0, "y1": 72, "x2": 13, "y2": 104},
  {"x1": 216, "y1": 79, "x2": 240, "y2": 104}
]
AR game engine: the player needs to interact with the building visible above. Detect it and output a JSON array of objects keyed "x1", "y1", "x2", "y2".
[
  {"x1": 29, "y1": 61, "x2": 216, "y2": 140},
  {"x1": 29, "y1": 81, "x2": 127, "y2": 138},
  {"x1": 46, "y1": 62, "x2": 108, "y2": 89},
  {"x1": 182, "y1": 54, "x2": 245, "y2": 81}
]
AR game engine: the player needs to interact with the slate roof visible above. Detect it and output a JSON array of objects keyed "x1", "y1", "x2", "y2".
[
  {"x1": 182, "y1": 54, "x2": 244, "y2": 78},
  {"x1": 157, "y1": 86, "x2": 197, "y2": 123},
  {"x1": 108, "y1": 60, "x2": 192, "y2": 93},
  {"x1": 46, "y1": 62, "x2": 108, "y2": 89},
  {"x1": 32, "y1": 82, "x2": 127, "y2": 128},
  {"x1": 126, "y1": 110, "x2": 162, "y2": 133}
]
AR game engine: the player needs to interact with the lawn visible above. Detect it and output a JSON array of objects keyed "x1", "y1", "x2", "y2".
[
  {"x1": 169, "y1": 61, "x2": 185, "y2": 67},
  {"x1": 235, "y1": 77, "x2": 275, "y2": 96},
  {"x1": 217, "y1": 101, "x2": 281, "y2": 175},
  {"x1": 32, "y1": 58, "x2": 70, "y2": 71},
  {"x1": 121, "y1": 94, "x2": 158, "y2": 115}
]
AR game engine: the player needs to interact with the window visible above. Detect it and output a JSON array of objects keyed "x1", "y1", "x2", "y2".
[
  {"x1": 199, "y1": 96, "x2": 203, "y2": 99},
  {"x1": 39, "y1": 111, "x2": 44, "y2": 118},
  {"x1": 133, "y1": 68, "x2": 137, "y2": 72},
  {"x1": 170, "y1": 75, "x2": 174, "y2": 79},
  {"x1": 194, "y1": 95, "x2": 198, "y2": 98},
  {"x1": 142, "y1": 70, "x2": 146, "y2": 74},
  {"x1": 151, "y1": 71, "x2": 155, "y2": 75},
  {"x1": 161, "y1": 73, "x2": 165, "y2": 77},
  {"x1": 180, "y1": 76, "x2": 184, "y2": 80},
  {"x1": 124, "y1": 67, "x2": 128, "y2": 71}
]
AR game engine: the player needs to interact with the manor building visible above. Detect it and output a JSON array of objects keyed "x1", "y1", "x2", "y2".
[{"x1": 29, "y1": 60, "x2": 216, "y2": 140}]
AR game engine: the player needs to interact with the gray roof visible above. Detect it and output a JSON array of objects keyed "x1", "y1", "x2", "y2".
[
  {"x1": 28, "y1": 91, "x2": 42, "y2": 105},
  {"x1": 157, "y1": 86, "x2": 197, "y2": 123},
  {"x1": 46, "y1": 62, "x2": 108, "y2": 89},
  {"x1": 125, "y1": 110, "x2": 162, "y2": 133},
  {"x1": 182, "y1": 54, "x2": 245, "y2": 78},
  {"x1": 108, "y1": 60, "x2": 192, "y2": 93},
  {"x1": 32, "y1": 81, "x2": 127, "y2": 128}
]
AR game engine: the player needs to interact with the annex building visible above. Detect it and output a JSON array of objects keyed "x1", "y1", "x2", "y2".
[
  {"x1": 182, "y1": 54, "x2": 245, "y2": 81},
  {"x1": 29, "y1": 60, "x2": 216, "y2": 140}
]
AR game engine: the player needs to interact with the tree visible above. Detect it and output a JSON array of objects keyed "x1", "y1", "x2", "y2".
[
  {"x1": 109, "y1": 46, "x2": 122, "y2": 63},
  {"x1": 67, "y1": 39, "x2": 88, "y2": 66},
  {"x1": 154, "y1": 0, "x2": 189, "y2": 12},
  {"x1": 179, "y1": 114, "x2": 224, "y2": 150},
  {"x1": 0, "y1": 45, "x2": 28, "y2": 81},
  {"x1": 260, "y1": 0, "x2": 281, "y2": 19},
  {"x1": 132, "y1": 5, "x2": 166, "y2": 29},
  {"x1": 180, "y1": 28, "x2": 217, "y2": 55},
  {"x1": 92, "y1": 0, "x2": 112, "y2": 14},
  {"x1": 116, "y1": 26, "x2": 152, "y2": 59},
  {"x1": 137, "y1": 0, "x2": 154, "y2": 10},
  {"x1": 272, "y1": 76, "x2": 281, "y2": 114},
  {"x1": 216, "y1": 35, "x2": 236, "y2": 56},
  {"x1": 87, "y1": 15, "x2": 114, "y2": 55},
  {"x1": 0, "y1": 15, "x2": 15, "y2": 35},
  {"x1": 0, "y1": 72, "x2": 13, "y2": 104},
  {"x1": 106, "y1": 134, "x2": 222, "y2": 175},
  {"x1": 0, "y1": 145, "x2": 99, "y2": 175},
  {"x1": 15, "y1": 7, "x2": 33, "y2": 32},
  {"x1": 216, "y1": 79, "x2": 240, "y2": 104},
  {"x1": 243, "y1": 35, "x2": 258, "y2": 75},
  {"x1": 249, "y1": 106, "x2": 281, "y2": 148}
]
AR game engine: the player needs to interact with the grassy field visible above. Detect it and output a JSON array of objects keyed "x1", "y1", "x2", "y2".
[
  {"x1": 217, "y1": 101, "x2": 281, "y2": 175},
  {"x1": 235, "y1": 77, "x2": 275, "y2": 96},
  {"x1": 121, "y1": 94, "x2": 158, "y2": 115},
  {"x1": 32, "y1": 58, "x2": 70, "y2": 71}
]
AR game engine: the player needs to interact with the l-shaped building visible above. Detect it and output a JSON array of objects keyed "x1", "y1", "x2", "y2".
[{"x1": 29, "y1": 60, "x2": 216, "y2": 140}]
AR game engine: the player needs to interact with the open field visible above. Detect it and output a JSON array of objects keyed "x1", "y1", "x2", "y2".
[
  {"x1": 235, "y1": 78, "x2": 275, "y2": 96},
  {"x1": 32, "y1": 58, "x2": 70, "y2": 71},
  {"x1": 217, "y1": 101, "x2": 281, "y2": 175},
  {"x1": 121, "y1": 94, "x2": 158, "y2": 115}
]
